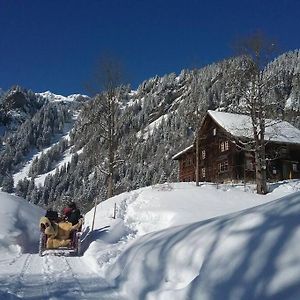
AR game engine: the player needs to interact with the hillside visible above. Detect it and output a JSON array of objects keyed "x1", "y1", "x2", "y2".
[{"x1": 0, "y1": 51, "x2": 300, "y2": 210}]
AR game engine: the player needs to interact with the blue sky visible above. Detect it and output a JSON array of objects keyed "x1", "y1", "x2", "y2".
[{"x1": 0, "y1": 0, "x2": 299, "y2": 95}]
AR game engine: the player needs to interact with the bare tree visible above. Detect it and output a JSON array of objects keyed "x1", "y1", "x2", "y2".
[
  {"x1": 189, "y1": 70, "x2": 204, "y2": 186},
  {"x1": 86, "y1": 55, "x2": 126, "y2": 198},
  {"x1": 232, "y1": 32, "x2": 277, "y2": 194},
  {"x1": 189, "y1": 69, "x2": 212, "y2": 187}
]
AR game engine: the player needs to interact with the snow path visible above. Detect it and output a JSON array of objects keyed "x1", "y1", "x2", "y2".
[{"x1": 0, "y1": 254, "x2": 120, "y2": 299}]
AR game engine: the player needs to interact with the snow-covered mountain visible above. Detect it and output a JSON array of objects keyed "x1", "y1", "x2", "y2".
[
  {"x1": 0, "y1": 87, "x2": 90, "y2": 135},
  {"x1": 0, "y1": 86, "x2": 42, "y2": 131},
  {"x1": 36, "y1": 90, "x2": 90, "y2": 103},
  {"x1": 0, "y1": 180, "x2": 300, "y2": 299},
  {"x1": 1, "y1": 50, "x2": 300, "y2": 211}
]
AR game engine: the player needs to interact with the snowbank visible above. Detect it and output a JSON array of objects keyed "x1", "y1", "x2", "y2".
[
  {"x1": 106, "y1": 191, "x2": 300, "y2": 299},
  {"x1": 84, "y1": 181, "x2": 300, "y2": 239},
  {"x1": 82, "y1": 180, "x2": 300, "y2": 299},
  {"x1": 0, "y1": 192, "x2": 44, "y2": 257}
]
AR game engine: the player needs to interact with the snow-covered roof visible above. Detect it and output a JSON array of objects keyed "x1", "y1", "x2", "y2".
[
  {"x1": 172, "y1": 144, "x2": 194, "y2": 160},
  {"x1": 208, "y1": 110, "x2": 300, "y2": 144},
  {"x1": 172, "y1": 111, "x2": 300, "y2": 160}
]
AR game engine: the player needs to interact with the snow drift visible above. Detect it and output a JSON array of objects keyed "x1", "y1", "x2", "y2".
[
  {"x1": 82, "y1": 181, "x2": 300, "y2": 299},
  {"x1": 105, "y1": 191, "x2": 300, "y2": 300},
  {"x1": 0, "y1": 192, "x2": 44, "y2": 256}
]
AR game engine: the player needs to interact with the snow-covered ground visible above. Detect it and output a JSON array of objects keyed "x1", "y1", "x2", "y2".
[{"x1": 0, "y1": 180, "x2": 300, "y2": 299}]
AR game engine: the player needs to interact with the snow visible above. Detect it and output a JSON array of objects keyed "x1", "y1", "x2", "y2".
[
  {"x1": 208, "y1": 110, "x2": 300, "y2": 144},
  {"x1": 1, "y1": 180, "x2": 300, "y2": 299},
  {"x1": 172, "y1": 144, "x2": 194, "y2": 160},
  {"x1": 13, "y1": 112, "x2": 81, "y2": 187},
  {"x1": 128, "y1": 90, "x2": 137, "y2": 97},
  {"x1": 0, "y1": 192, "x2": 44, "y2": 257},
  {"x1": 285, "y1": 96, "x2": 293, "y2": 109},
  {"x1": 35, "y1": 148, "x2": 83, "y2": 187},
  {"x1": 36, "y1": 91, "x2": 89, "y2": 103},
  {"x1": 136, "y1": 114, "x2": 167, "y2": 139}
]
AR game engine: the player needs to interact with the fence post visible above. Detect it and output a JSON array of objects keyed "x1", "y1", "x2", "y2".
[
  {"x1": 91, "y1": 197, "x2": 98, "y2": 232},
  {"x1": 113, "y1": 203, "x2": 117, "y2": 219}
]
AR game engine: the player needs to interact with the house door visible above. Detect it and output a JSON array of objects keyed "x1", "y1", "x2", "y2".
[{"x1": 282, "y1": 162, "x2": 290, "y2": 179}]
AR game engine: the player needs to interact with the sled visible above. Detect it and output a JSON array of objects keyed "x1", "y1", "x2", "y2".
[{"x1": 39, "y1": 217, "x2": 82, "y2": 257}]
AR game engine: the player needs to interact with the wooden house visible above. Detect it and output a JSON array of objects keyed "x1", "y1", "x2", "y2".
[{"x1": 172, "y1": 110, "x2": 300, "y2": 183}]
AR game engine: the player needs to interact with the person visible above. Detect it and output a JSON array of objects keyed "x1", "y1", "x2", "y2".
[
  {"x1": 63, "y1": 202, "x2": 82, "y2": 226},
  {"x1": 40, "y1": 213, "x2": 83, "y2": 250}
]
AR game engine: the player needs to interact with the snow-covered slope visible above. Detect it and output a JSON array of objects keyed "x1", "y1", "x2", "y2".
[
  {"x1": 1, "y1": 181, "x2": 300, "y2": 299},
  {"x1": 13, "y1": 111, "x2": 81, "y2": 188},
  {"x1": 105, "y1": 190, "x2": 300, "y2": 300},
  {"x1": 82, "y1": 180, "x2": 300, "y2": 299}
]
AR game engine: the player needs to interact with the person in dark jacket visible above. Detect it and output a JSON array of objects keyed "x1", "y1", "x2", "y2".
[{"x1": 63, "y1": 202, "x2": 82, "y2": 226}]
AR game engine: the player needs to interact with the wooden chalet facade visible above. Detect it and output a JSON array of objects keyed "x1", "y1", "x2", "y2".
[{"x1": 172, "y1": 111, "x2": 300, "y2": 183}]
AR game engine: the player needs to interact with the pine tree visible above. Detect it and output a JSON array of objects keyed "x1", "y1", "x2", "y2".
[{"x1": 2, "y1": 174, "x2": 14, "y2": 193}]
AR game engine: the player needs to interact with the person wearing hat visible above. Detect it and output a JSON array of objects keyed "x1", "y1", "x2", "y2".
[{"x1": 63, "y1": 202, "x2": 82, "y2": 226}]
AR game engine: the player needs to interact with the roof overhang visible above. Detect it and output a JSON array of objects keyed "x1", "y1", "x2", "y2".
[{"x1": 172, "y1": 144, "x2": 194, "y2": 160}]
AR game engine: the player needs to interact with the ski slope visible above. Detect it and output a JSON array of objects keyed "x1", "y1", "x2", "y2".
[{"x1": 0, "y1": 181, "x2": 300, "y2": 299}]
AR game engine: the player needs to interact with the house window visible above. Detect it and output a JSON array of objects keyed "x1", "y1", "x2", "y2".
[
  {"x1": 293, "y1": 163, "x2": 298, "y2": 172},
  {"x1": 220, "y1": 141, "x2": 229, "y2": 152},
  {"x1": 220, "y1": 142, "x2": 224, "y2": 152},
  {"x1": 213, "y1": 128, "x2": 217, "y2": 136},
  {"x1": 201, "y1": 168, "x2": 206, "y2": 178},
  {"x1": 201, "y1": 150, "x2": 206, "y2": 159},
  {"x1": 245, "y1": 159, "x2": 254, "y2": 171},
  {"x1": 219, "y1": 161, "x2": 229, "y2": 173},
  {"x1": 281, "y1": 147, "x2": 288, "y2": 155},
  {"x1": 225, "y1": 141, "x2": 229, "y2": 150},
  {"x1": 185, "y1": 158, "x2": 192, "y2": 167}
]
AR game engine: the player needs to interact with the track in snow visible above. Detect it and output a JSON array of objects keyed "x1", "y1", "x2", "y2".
[{"x1": 0, "y1": 254, "x2": 121, "y2": 299}]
